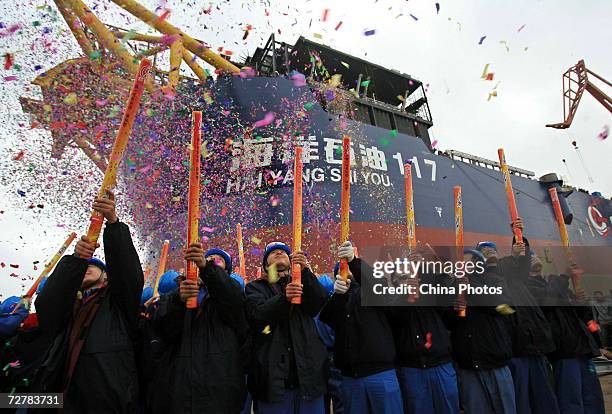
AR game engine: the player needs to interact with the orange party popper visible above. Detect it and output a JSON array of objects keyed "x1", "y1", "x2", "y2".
[
  {"x1": 186, "y1": 111, "x2": 202, "y2": 309},
  {"x1": 454, "y1": 186, "x2": 466, "y2": 317},
  {"x1": 548, "y1": 187, "x2": 583, "y2": 293},
  {"x1": 291, "y1": 146, "x2": 304, "y2": 304},
  {"x1": 405, "y1": 163, "x2": 419, "y2": 302},
  {"x1": 237, "y1": 223, "x2": 246, "y2": 278},
  {"x1": 339, "y1": 136, "x2": 351, "y2": 282},
  {"x1": 82, "y1": 58, "x2": 151, "y2": 256},
  {"x1": 28, "y1": 232, "x2": 77, "y2": 298},
  {"x1": 152, "y1": 240, "x2": 170, "y2": 297},
  {"x1": 498, "y1": 148, "x2": 523, "y2": 243}
]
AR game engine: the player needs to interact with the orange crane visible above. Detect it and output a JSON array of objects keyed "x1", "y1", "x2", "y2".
[{"x1": 547, "y1": 60, "x2": 611, "y2": 129}]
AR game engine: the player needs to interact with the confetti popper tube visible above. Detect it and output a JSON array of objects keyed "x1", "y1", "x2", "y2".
[
  {"x1": 405, "y1": 163, "x2": 419, "y2": 303},
  {"x1": 498, "y1": 148, "x2": 523, "y2": 243},
  {"x1": 291, "y1": 147, "x2": 304, "y2": 304},
  {"x1": 82, "y1": 58, "x2": 152, "y2": 255},
  {"x1": 548, "y1": 188, "x2": 582, "y2": 293},
  {"x1": 454, "y1": 186, "x2": 466, "y2": 317},
  {"x1": 186, "y1": 111, "x2": 202, "y2": 309},
  {"x1": 27, "y1": 232, "x2": 77, "y2": 297},
  {"x1": 405, "y1": 163, "x2": 417, "y2": 251},
  {"x1": 152, "y1": 240, "x2": 170, "y2": 297},
  {"x1": 237, "y1": 224, "x2": 246, "y2": 278},
  {"x1": 339, "y1": 136, "x2": 351, "y2": 282}
]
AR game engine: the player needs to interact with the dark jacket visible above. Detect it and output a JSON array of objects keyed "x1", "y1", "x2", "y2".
[
  {"x1": 449, "y1": 269, "x2": 514, "y2": 370},
  {"x1": 34, "y1": 221, "x2": 144, "y2": 413},
  {"x1": 390, "y1": 273, "x2": 455, "y2": 369},
  {"x1": 320, "y1": 258, "x2": 397, "y2": 378},
  {"x1": 153, "y1": 260, "x2": 248, "y2": 414},
  {"x1": 497, "y1": 239, "x2": 555, "y2": 357},
  {"x1": 542, "y1": 274, "x2": 600, "y2": 361},
  {"x1": 246, "y1": 266, "x2": 328, "y2": 403}
]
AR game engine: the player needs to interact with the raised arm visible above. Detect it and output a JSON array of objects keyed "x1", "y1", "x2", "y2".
[
  {"x1": 35, "y1": 255, "x2": 88, "y2": 338},
  {"x1": 103, "y1": 221, "x2": 144, "y2": 327},
  {"x1": 200, "y1": 260, "x2": 246, "y2": 327}
]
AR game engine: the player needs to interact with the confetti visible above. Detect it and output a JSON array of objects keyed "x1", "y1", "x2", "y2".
[
  {"x1": 4, "y1": 53, "x2": 13, "y2": 70},
  {"x1": 322, "y1": 9, "x2": 329, "y2": 22},
  {"x1": 481, "y1": 64, "x2": 490, "y2": 79},
  {"x1": 517, "y1": 24, "x2": 526, "y2": 32},
  {"x1": 4, "y1": 76, "x2": 18, "y2": 81},
  {"x1": 424, "y1": 332, "x2": 432, "y2": 350},
  {"x1": 364, "y1": 29, "x2": 376, "y2": 36},
  {"x1": 157, "y1": 8, "x2": 171, "y2": 22},
  {"x1": 598, "y1": 125, "x2": 609, "y2": 141},
  {"x1": 435, "y1": 3, "x2": 440, "y2": 14},
  {"x1": 335, "y1": 21, "x2": 343, "y2": 31},
  {"x1": 389, "y1": 129, "x2": 398, "y2": 138},
  {"x1": 478, "y1": 36, "x2": 486, "y2": 45},
  {"x1": 254, "y1": 112, "x2": 275, "y2": 128},
  {"x1": 410, "y1": 14, "x2": 419, "y2": 21},
  {"x1": 13, "y1": 150, "x2": 25, "y2": 161}
]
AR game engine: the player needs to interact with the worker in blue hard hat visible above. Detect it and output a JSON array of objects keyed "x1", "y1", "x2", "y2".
[{"x1": 33, "y1": 189, "x2": 144, "y2": 412}]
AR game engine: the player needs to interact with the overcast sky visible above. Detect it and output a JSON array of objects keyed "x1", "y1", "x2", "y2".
[{"x1": 0, "y1": 0, "x2": 610, "y2": 299}]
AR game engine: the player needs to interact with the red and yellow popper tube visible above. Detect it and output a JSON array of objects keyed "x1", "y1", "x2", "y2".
[
  {"x1": 405, "y1": 163, "x2": 417, "y2": 251},
  {"x1": 186, "y1": 111, "x2": 202, "y2": 309},
  {"x1": 27, "y1": 232, "x2": 77, "y2": 297},
  {"x1": 405, "y1": 163, "x2": 419, "y2": 302},
  {"x1": 548, "y1": 188, "x2": 583, "y2": 293},
  {"x1": 152, "y1": 240, "x2": 170, "y2": 297},
  {"x1": 237, "y1": 223, "x2": 246, "y2": 278},
  {"x1": 291, "y1": 146, "x2": 304, "y2": 304},
  {"x1": 82, "y1": 58, "x2": 152, "y2": 255},
  {"x1": 454, "y1": 186, "x2": 466, "y2": 317},
  {"x1": 339, "y1": 136, "x2": 351, "y2": 282},
  {"x1": 498, "y1": 148, "x2": 523, "y2": 243}
]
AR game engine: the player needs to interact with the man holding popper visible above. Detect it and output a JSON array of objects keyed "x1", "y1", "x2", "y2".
[
  {"x1": 449, "y1": 249, "x2": 516, "y2": 414},
  {"x1": 34, "y1": 190, "x2": 144, "y2": 412},
  {"x1": 246, "y1": 242, "x2": 328, "y2": 414},
  {"x1": 152, "y1": 244, "x2": 248, "y2": 413},
  {"x1": 487, "y1": 219, "x2": 559, "y2": 414},
  {"x1": 319, "y1": 241, "x2": 404, "y2": 414}
]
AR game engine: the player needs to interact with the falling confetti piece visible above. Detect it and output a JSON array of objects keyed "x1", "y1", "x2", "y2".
[
  {"x1": 517, "y1": 24, "x2": 526, "y2": 32},
  {"x1": 598, "y1": 125, "x2": 609, "y2": 140},
  {"x1": 250, "y1": 236, "x2": 262, "y2": 244},
  {"x1": 478, "y1": 36, "x2": 486, "y2": 45},
  {"x1": 485, "y1": 73, "x2": 494, "y2": 81},
  {"x1": 431, "y1": 140, "x2": 438, "y2": 149},
  {"x1": 63, "y1": 92, "x2": 78, "y2": 105},
  {"x1": 13, "y1": 150, "x2": 25, "y2": 161},
  {"x1": 4, "y1": 76, "x2": 18, "y2": 81},
  {"x1": 481, "y1": 64, "x2": 490, "y2": 79},
  {"x1": 4, "y1": 53, "x2": 13, "y2": 70},
  {"x1": 435, "y1": 3, "x2": 440, "y2": 14},
  {"x1": 364, "y1": 29, "x2": 376, "y2": 36},
  {"x1": 254, "y1": 112, "x2": 275, "y2": 128},
  {"x1": 410, "y1": 14, "x2": 419, "y2": 21},
  {"x1": 313, "y1": 33, "x2": 323, "y2": 39},
  {"x1": 424, "y1": 332, "x2": 432, "y2": 349},
  {"x1": 499, "y1": 40, "x2": 509, "y2": 52},
  {"x1": 389, "y1": 129, "x2": 398, "y2": 138},
  {"x1": 335, "y1": 21, "x2": 343, "y2": 31},
  {"x1": 157, "y1": 8, "x2": 171, "y2": 22},
  {"x1": 322, "y1": 9, "x2": 329, "y2": 22},
  {"x1": 340, "y1": 61, "x2": 350, "y2": 68}
]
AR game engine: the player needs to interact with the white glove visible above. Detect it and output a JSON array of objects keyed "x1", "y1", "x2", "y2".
[
  {"x1": 338, "y1": 241, "x2": 355, "y2": 263},
  {"x1": 334, "y1": 275, "x2": 351, "y2": 294}
]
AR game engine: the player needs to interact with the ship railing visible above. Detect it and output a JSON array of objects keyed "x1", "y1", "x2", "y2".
[{"x1": 446, "y1": 149, "x2": 536, "y2": 179}]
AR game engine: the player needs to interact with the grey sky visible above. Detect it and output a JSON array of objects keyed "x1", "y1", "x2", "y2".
[{"x1": 0, "y1": 0, "x2": 610, "y2": 298}]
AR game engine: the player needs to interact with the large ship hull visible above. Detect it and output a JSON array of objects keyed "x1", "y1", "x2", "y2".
[{"x1": 21, "y1": 59, "x2": 612, "y2": 283}]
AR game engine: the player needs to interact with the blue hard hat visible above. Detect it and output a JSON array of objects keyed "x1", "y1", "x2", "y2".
[
  {"x1": 262, "y1": 242, "x2": 292, "y2": 269},
  {"x1": 464, "y1": 249, "x2": 486, "y2": 264},
  {"x1": 158, "y1": 270, "x2": 180, "y2": 295},
  {"x1": 317, "y1": 274, "x2": 334, "y2": 296},
  {"x1": 476, "y1": 241, "x2": 497, "y2": 251},
  {"x1": 0, "y1": 296, "x2": 21, "y2": 314},
  {"x1": 205, "y1": 248, "x2": 232, "y2": 272},
  {"x1": 87, "y1": 258, "x2": 106, "y2": 271},
  {"x1": 141, "y1": 286, "x2": 154, "y2": 305},
  {"x1": 230, "y1": 273, "x2": 246, "y2": 290}
]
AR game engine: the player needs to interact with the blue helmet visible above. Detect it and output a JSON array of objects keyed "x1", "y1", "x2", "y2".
[
  {"x1": 36, "y1": 277, "x2": 48, "y2": 295},
  {"x1": 141, "y1": 286, "x2": 154, "y2": 305},
  {"x1": 205, "y1": 248, "x2": 232, "y2": 272},
  {"x1": 230, "y1": 273, "x2": 246, "y2": 290},
  {"x1": 158, "y1": 270, "x2": 179, "y2": 295},
  {"x1": 87, "y1": 258, "x2": 106, "y2": 272},
  {"x1": 0, "y1": 296, "x2": 22, "y2": 314},
  {"x1": 476, "y1": 241, "x2": 497, "y2": 251},
  {"x1": 317, "y1": 274, "x2": 334, "y2": 296},
  {"x1": 262, "y1": 242, "x2": 292, "y2": 269},
  {"x1": 464, "y1": 249, "x2": 486, "y2": 265}
]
